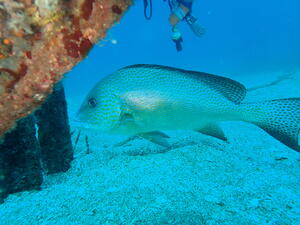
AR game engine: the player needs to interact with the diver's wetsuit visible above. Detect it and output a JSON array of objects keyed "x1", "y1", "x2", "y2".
[
  {"x1": 169, "y1": 0, "x2": 193, "y2": 18},
  {"x1": 170, "y1": 0, "x2": 205, "y2": 39},
  {"x1": 169, "y1": 0, "x2": 195, "y2": 51},
  {"x1": 142, "y1": 0, "x2": 203, "y2": 51},
  {"x1": 177, "y1": 0, "x2": 193, "y2": 10}
]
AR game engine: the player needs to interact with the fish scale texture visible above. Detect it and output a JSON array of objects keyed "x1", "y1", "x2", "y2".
[
  {"x1": 99, "y1": 64, "x2": 240, "y2": 111},
  {"x1": 79, "y1": 65, "x2": 300, "y2": 152},
  {"x1": 123, "y1": 64, "x2": 247, "y2": 104},
  {"x1": 78, "y1": 64, "x2": 242, "y2": 134},
  {"x1": 241, "y1": 98, "x2": 300, "y2": 151},
  {"x1": 262, "y1": 98, "x2": 300, "y2": 150}
]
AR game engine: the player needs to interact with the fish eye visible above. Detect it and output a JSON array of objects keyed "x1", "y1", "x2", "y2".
[{"x1": 88, "y1": 97, "x2": 97, "y2": 108}]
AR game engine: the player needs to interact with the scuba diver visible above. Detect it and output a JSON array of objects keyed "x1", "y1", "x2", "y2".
[{"x1": 143, "y1": 0, "x2": 205, "y2": 52}]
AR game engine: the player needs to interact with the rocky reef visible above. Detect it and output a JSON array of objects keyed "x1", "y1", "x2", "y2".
[
  {"x1": 0, "y1": 0, "x2": 132, "y2": 136},
  {"x1": 0, "y1": 82, "x2": 74, "y2": 202}
]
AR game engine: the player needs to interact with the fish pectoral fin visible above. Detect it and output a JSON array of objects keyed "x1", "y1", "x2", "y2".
[
  {"x1": 114, "y1": 135, "x2": 139, "y2": 147},
  {"x1": 139, "y1": 131, "x2": 171, "y2": 148},
  {"x1": 196, "y1": 123, "x2": 227, "y2": 141},
  {"x1": 120, "y1": 112, "x2": 134, "y2": 123}
]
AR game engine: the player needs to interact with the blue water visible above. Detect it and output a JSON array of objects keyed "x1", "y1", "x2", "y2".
[
  {"x1": 1, "y1": 1, "x2": 300, "y2": 224},
  {"x1": 59, "y1": 2, "x2": 300, "y2": 223},
  {"x1": 64, "y1": 0, "x2": 300, "y2": 98}
]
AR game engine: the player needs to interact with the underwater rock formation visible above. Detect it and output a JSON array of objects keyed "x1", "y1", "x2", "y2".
[
  {"x1": 0, "y1": 0, "x2": 132, "y2": 137},
  {"x1": 35, "y1": 82, "x2": 73, "y2": 174},
  {"x1": 0, "y1": 83, "x2": 73, "y2": 202},
  {"x1": 0, "y1": 115, "x2": 43, "y2": 203}
]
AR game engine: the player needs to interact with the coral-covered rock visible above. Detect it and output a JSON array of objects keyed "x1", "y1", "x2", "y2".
[
  {"x1": 0, "y1": 82, "x2": 74, "y2": 202},
  {"x1": 0, "y1": 0, "x2": 132, "y2": 137}
]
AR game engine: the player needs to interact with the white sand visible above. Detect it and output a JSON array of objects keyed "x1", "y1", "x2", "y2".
[{"x1": 0, "y1": 71, "x2": 300, "y2": 225}]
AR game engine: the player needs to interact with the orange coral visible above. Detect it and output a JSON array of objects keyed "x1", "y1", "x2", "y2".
[{"x1": 0, "y1": 0, "x2": 132, "y2": 136}]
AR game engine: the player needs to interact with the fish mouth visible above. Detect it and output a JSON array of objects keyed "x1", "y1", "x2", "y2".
[
  {"x1": 72, "y1": 113, "x2": 99, "y2": 130},
  {"x1": 73, "y1": 116, "x2": 81, "y2": 122},
  {"x1": 74, "y1": 110, "x2": 82, "y2": 122},
  {"x1": 75, "y1": 104, "x2": 88, "y2": 121}
]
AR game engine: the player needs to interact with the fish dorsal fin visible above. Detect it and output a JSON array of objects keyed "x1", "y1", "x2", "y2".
[
  {"x1": 188, "y1": 71, "x2": 246, "y2": 104},
  {"x1": 124, "y1": 64, "x2": 247, "y2": 104}
]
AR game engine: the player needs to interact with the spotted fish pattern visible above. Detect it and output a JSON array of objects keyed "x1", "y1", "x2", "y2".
[{"x1": 77, "y1": 64, "x2": 300, "y2": 152}]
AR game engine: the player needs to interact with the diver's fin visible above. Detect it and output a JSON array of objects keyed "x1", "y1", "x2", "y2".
[
  {"x1": 186, "y1": 15, "x2": 206, "y2": 38},
  {"x1": 242, "y1": 98, "x2": 300, "y2": 152},
  {"x1": 196, "y1": 123, "x2": 227, "y2": 141},
  {"x1": 139, "y1": 131, "x2": 171, "y2": 148}
]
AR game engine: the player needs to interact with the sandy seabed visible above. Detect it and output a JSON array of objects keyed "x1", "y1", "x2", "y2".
[{"x1": 0, "y1": 71, "x2": 300, "y2": 225}]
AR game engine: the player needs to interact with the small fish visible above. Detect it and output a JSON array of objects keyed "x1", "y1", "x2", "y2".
[{"x1": 77, "y1": 64, "x2": 300, "y2": 152}]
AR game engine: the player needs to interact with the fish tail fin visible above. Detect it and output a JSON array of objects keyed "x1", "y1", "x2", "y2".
[{"x1": 241, "y1": 98, "x2": 300, "y2": 152}]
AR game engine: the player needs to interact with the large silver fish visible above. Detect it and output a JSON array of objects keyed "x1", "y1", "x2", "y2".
[{"x1": 77, "y1": 64, "x2": 300, "y2": 152}]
